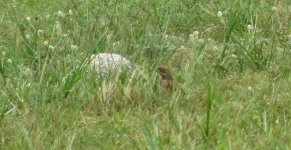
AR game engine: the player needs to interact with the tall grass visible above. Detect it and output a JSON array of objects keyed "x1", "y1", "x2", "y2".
[{"x1": 0, "y1": 0, "x2": 290, "y2": 149}]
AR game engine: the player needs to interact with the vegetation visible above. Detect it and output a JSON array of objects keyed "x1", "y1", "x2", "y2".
[{"x1": 0, "y1": 0, "x2": 290, "y2": 149}]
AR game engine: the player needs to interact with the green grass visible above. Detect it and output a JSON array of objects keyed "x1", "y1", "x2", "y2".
[{"x1": 0, "y1": 0, "x2": 290, "y2": 149}]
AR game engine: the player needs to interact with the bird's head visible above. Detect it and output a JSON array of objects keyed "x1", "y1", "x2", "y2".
[{"x1": 156, "y1": 66, "x2": 173, "y2": 80}]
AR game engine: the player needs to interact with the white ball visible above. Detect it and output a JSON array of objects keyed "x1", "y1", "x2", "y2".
[{"x1": 90, "y1": 53, "x2": 132, "y2": 77}]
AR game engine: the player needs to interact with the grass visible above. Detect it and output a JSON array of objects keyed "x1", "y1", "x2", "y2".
[{"x1": 0, "y1": 0, "x2": 290, "y2": 149}]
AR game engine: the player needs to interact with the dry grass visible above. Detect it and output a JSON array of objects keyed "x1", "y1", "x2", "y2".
[{"x1": 0, "y1": 0, "x2": 290, "y2": 149}]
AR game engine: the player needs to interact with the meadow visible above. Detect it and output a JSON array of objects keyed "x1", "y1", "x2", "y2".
[{"x1": 0, "y1": 0, "x2": 290, "y2": 149}]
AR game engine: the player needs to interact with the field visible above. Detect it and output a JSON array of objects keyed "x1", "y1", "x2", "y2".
[{"x1": 0, "y1": 0, "x2": 290, "y2": 149}]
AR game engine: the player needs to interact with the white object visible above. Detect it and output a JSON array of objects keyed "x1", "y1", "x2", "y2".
[
  {"x1": 90, "y1": 53, "x2": 132, "y2": 77},
  {"x1": 217, "y1": 11, "x2": 223, "y2": 18},
  {"x1": 247, "y1": 25, "x2": 253, "y2": 31}
]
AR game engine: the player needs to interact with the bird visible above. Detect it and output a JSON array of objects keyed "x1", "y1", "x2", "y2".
[{"x1": 156, "y1": 66, "x2": 174, "y2": 92}]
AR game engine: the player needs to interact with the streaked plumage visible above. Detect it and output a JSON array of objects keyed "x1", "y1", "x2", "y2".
[{"x1": 156, "y1": 66, "x2": 173, "y2": 91}]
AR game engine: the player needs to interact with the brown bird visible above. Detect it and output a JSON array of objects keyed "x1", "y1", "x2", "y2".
[{"x1": 156, "y1": 66, "x2": 173, "y2": 91}]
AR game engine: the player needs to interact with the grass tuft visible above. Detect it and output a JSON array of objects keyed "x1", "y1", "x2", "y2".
[{"x1": 0, "y1": 0, "x2": 290, "y2": 149}]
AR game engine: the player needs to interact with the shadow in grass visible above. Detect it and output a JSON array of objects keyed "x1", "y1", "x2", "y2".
[{"x1": 0, "y1": 99, "x2": 9, "y2": 126}]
